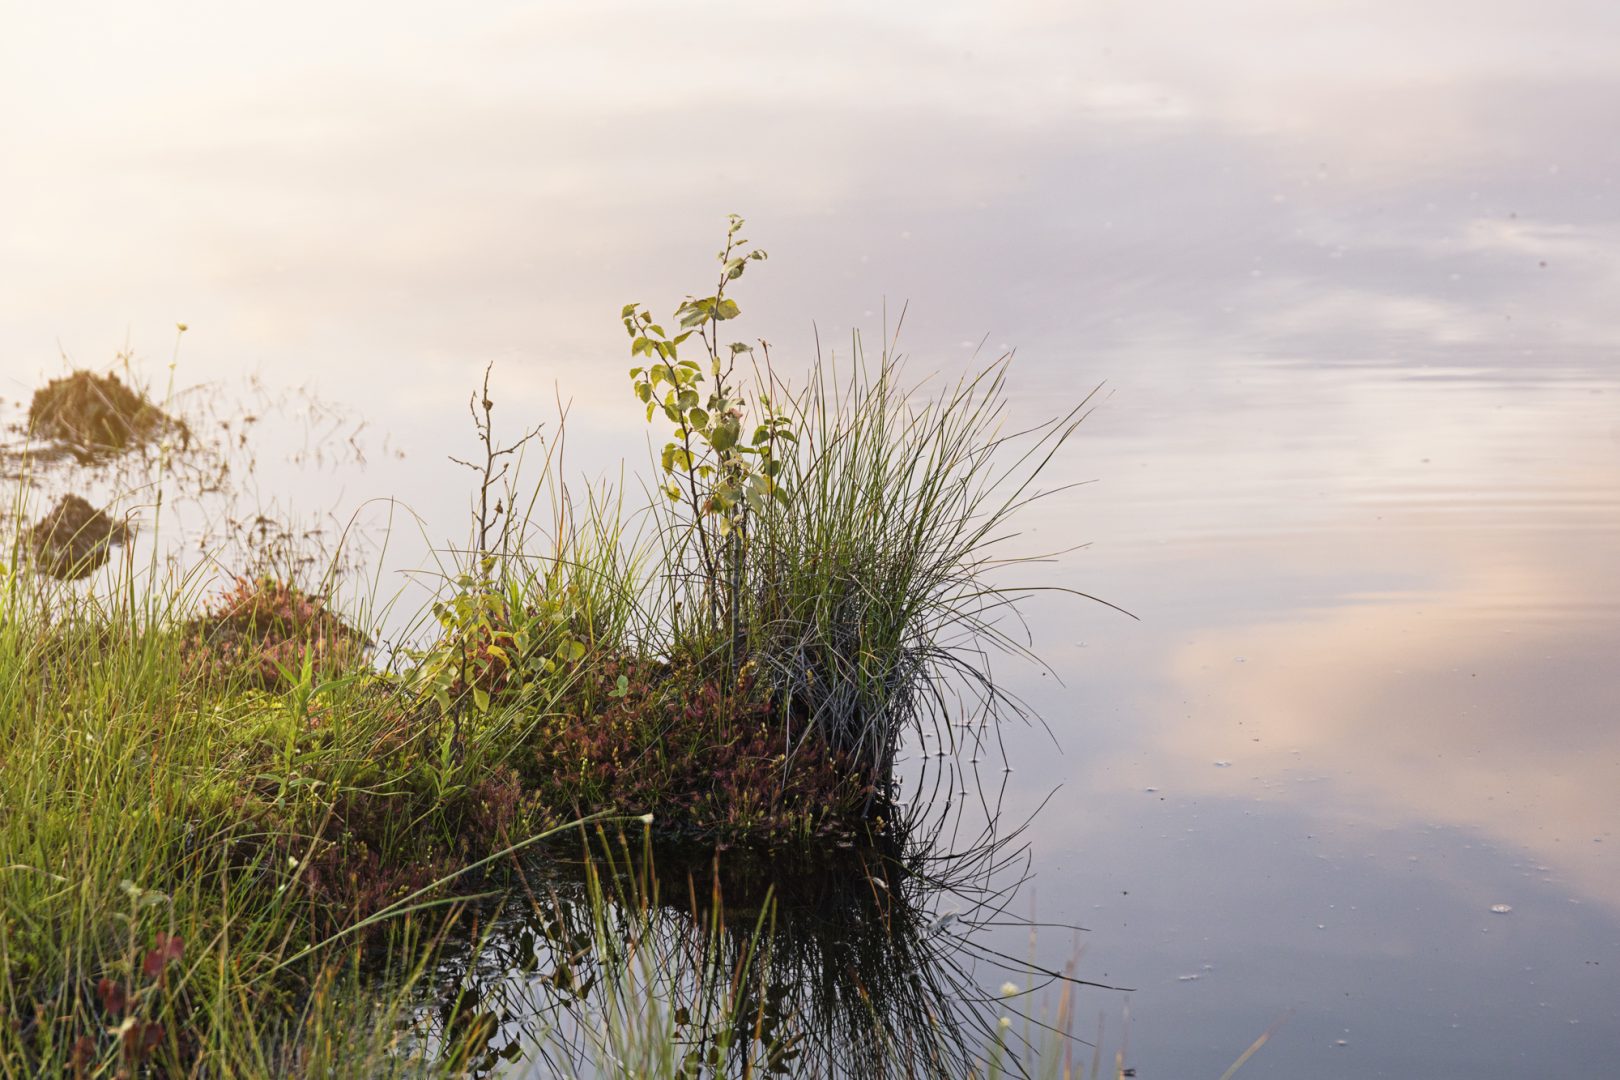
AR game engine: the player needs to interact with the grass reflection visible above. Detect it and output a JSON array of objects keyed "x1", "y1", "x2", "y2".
[{"x1": 416, "y1": 813, "x2": 1117, "y2": 1078}]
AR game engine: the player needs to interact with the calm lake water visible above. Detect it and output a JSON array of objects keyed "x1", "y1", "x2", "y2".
[{"x1": 5, "y1": 3, "x2": 1619, "y2": 1075}]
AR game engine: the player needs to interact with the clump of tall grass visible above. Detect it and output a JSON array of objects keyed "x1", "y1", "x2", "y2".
[
  {"x1": 743, "y1": 339, "x2": 1098, "y2": 797},
  {"x1": 0, "y1": 562, "x2": 400, "y2": 1075},
  {"x1": 0, "y1": 553, "x2": 656, "y2": 1074},
  {"x1": 621, "y1": 221, "x2": 1110, "y2": 810}
]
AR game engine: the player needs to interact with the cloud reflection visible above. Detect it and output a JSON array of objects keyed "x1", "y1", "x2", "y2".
[{"x1": 1102, "y1": 494, "x2": 1620, "y2": 908}]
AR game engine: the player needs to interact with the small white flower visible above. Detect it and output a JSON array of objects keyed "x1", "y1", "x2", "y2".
[
  {"x1": 998, "y1": 1016, "x2": 1012, "y2": 1030},
  {"x1": 1000, "y1": 981, "x2": 1020, "y2": 998}
]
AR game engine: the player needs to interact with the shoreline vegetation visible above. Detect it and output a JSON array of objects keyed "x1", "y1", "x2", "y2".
[{"x1": 0, "y1": 221, "x2": 1122, "y2": 1076}]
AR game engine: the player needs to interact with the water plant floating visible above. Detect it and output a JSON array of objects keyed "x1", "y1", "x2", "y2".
[
  {"x1": 26, "y1": 493, "x2": 129, "y2": 579},
  {"x1": 25, "y1": 369, "x2": 187, "y2": 464}
]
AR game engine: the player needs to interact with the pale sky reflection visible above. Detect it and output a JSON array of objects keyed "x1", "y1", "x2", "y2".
[
  {"x1": 6, "y1": 3, "x2": 1620, "y2": 1072},
  {"x1": 1023, "y1": 358, "x2": 1620, "y2": 911},
  {"x1": 1145, "y1": 520, "x2": 1620, "y2": 906}
]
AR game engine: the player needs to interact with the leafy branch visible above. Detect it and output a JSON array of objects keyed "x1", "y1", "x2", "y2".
[{"x1": 623, "y1": 215, "x2": 793, "y2": 657}]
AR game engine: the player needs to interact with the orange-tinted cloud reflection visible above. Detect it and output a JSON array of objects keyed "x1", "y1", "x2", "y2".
[{"x1": 1142, "y1": 515, "x2": 1620, "y2": 909}]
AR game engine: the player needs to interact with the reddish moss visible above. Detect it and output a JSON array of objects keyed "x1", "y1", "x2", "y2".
[
  {"x1": 523, "y1": 659, "x2": 872, "y2": 841},
  {"x1": 467, "y1": 765, "x2": 524, "y2": 838},
  {"x1": 182, "y1": 577, "x2": 368, "y2": 690}
]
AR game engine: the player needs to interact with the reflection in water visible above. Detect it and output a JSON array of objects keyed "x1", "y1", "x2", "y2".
[
  {"x1": 1010, "y1": 358, "x2": 1620, "y2": 1076},
  {"x1": 1050, "y1": 365, "x2": 1620, "y2": 910},
  {"x1": 1154, "y1": 521, "x2": 1620, "y2": 906},
  {"x1": 10, "y1": 1, "x2": 1620, "y2": 1074},
  {"x1": 0, "y1": 362, "x2": 385, "y2": 592},
  {"x1": 417, "y1": 818, "x2": 1106, "y2": 1078}
]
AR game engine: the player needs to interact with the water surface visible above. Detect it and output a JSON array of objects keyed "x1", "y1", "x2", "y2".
[{"x1": 4, "y1": 3, "x2": 1618, "y2": 1075}]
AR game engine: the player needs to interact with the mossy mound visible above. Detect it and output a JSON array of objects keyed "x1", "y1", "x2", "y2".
[
  {"x1": 519, "y1": 658, "x2": 877, "y2": 843},
  {"x1": 182, "y1": 577, "x2": 370, "y2": 690},
  {"x1": 27, "y1": 370, "x2": 185, "y2": 462},
  {"x1": 27, "y1": 494, "x2": 130, "y2": 580}
]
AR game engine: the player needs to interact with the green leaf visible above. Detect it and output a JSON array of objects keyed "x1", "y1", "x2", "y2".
[
  {"x1": 713, "y1": 298, "x2": 741, "y2": 321},
  {"x1": 676, "y1": 299, "x2": 712, "y2": 328},
  {"x1": 473, "y1": 686, "x2": 491, "y2": 713},
  {"x1": 688, "y1": 407, "x2": 709, "y2": 429},
  {"x1": 711, "y1": 421, "x2": 738, "y2": 451},
  {"x1": 621, "y1": 302, "x2": 638, "y2": 318}
]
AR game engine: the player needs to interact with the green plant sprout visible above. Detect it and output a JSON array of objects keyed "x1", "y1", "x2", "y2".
[{"x1": 624, "y1": 214, "x2": 793, "y2": 660}]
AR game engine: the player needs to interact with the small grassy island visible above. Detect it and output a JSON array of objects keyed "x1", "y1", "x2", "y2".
[{"x1": 0, "y1": 221, "x2": 1099, "y2": 1076}]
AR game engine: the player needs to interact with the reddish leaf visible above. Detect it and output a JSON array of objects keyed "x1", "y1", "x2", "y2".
[
  {"x1": 95, "y1": 977, "x2": 127, "y2": 1016},
  {"x1": 122, "y1": 1019, "x2": 164, "y2": 1061},
  {"x1": 69, "y1": 1034, "x2": 96, "y2": 1072},
  {"x1": 141, "y1": 932, "x2": 184, "y2": 979}
]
